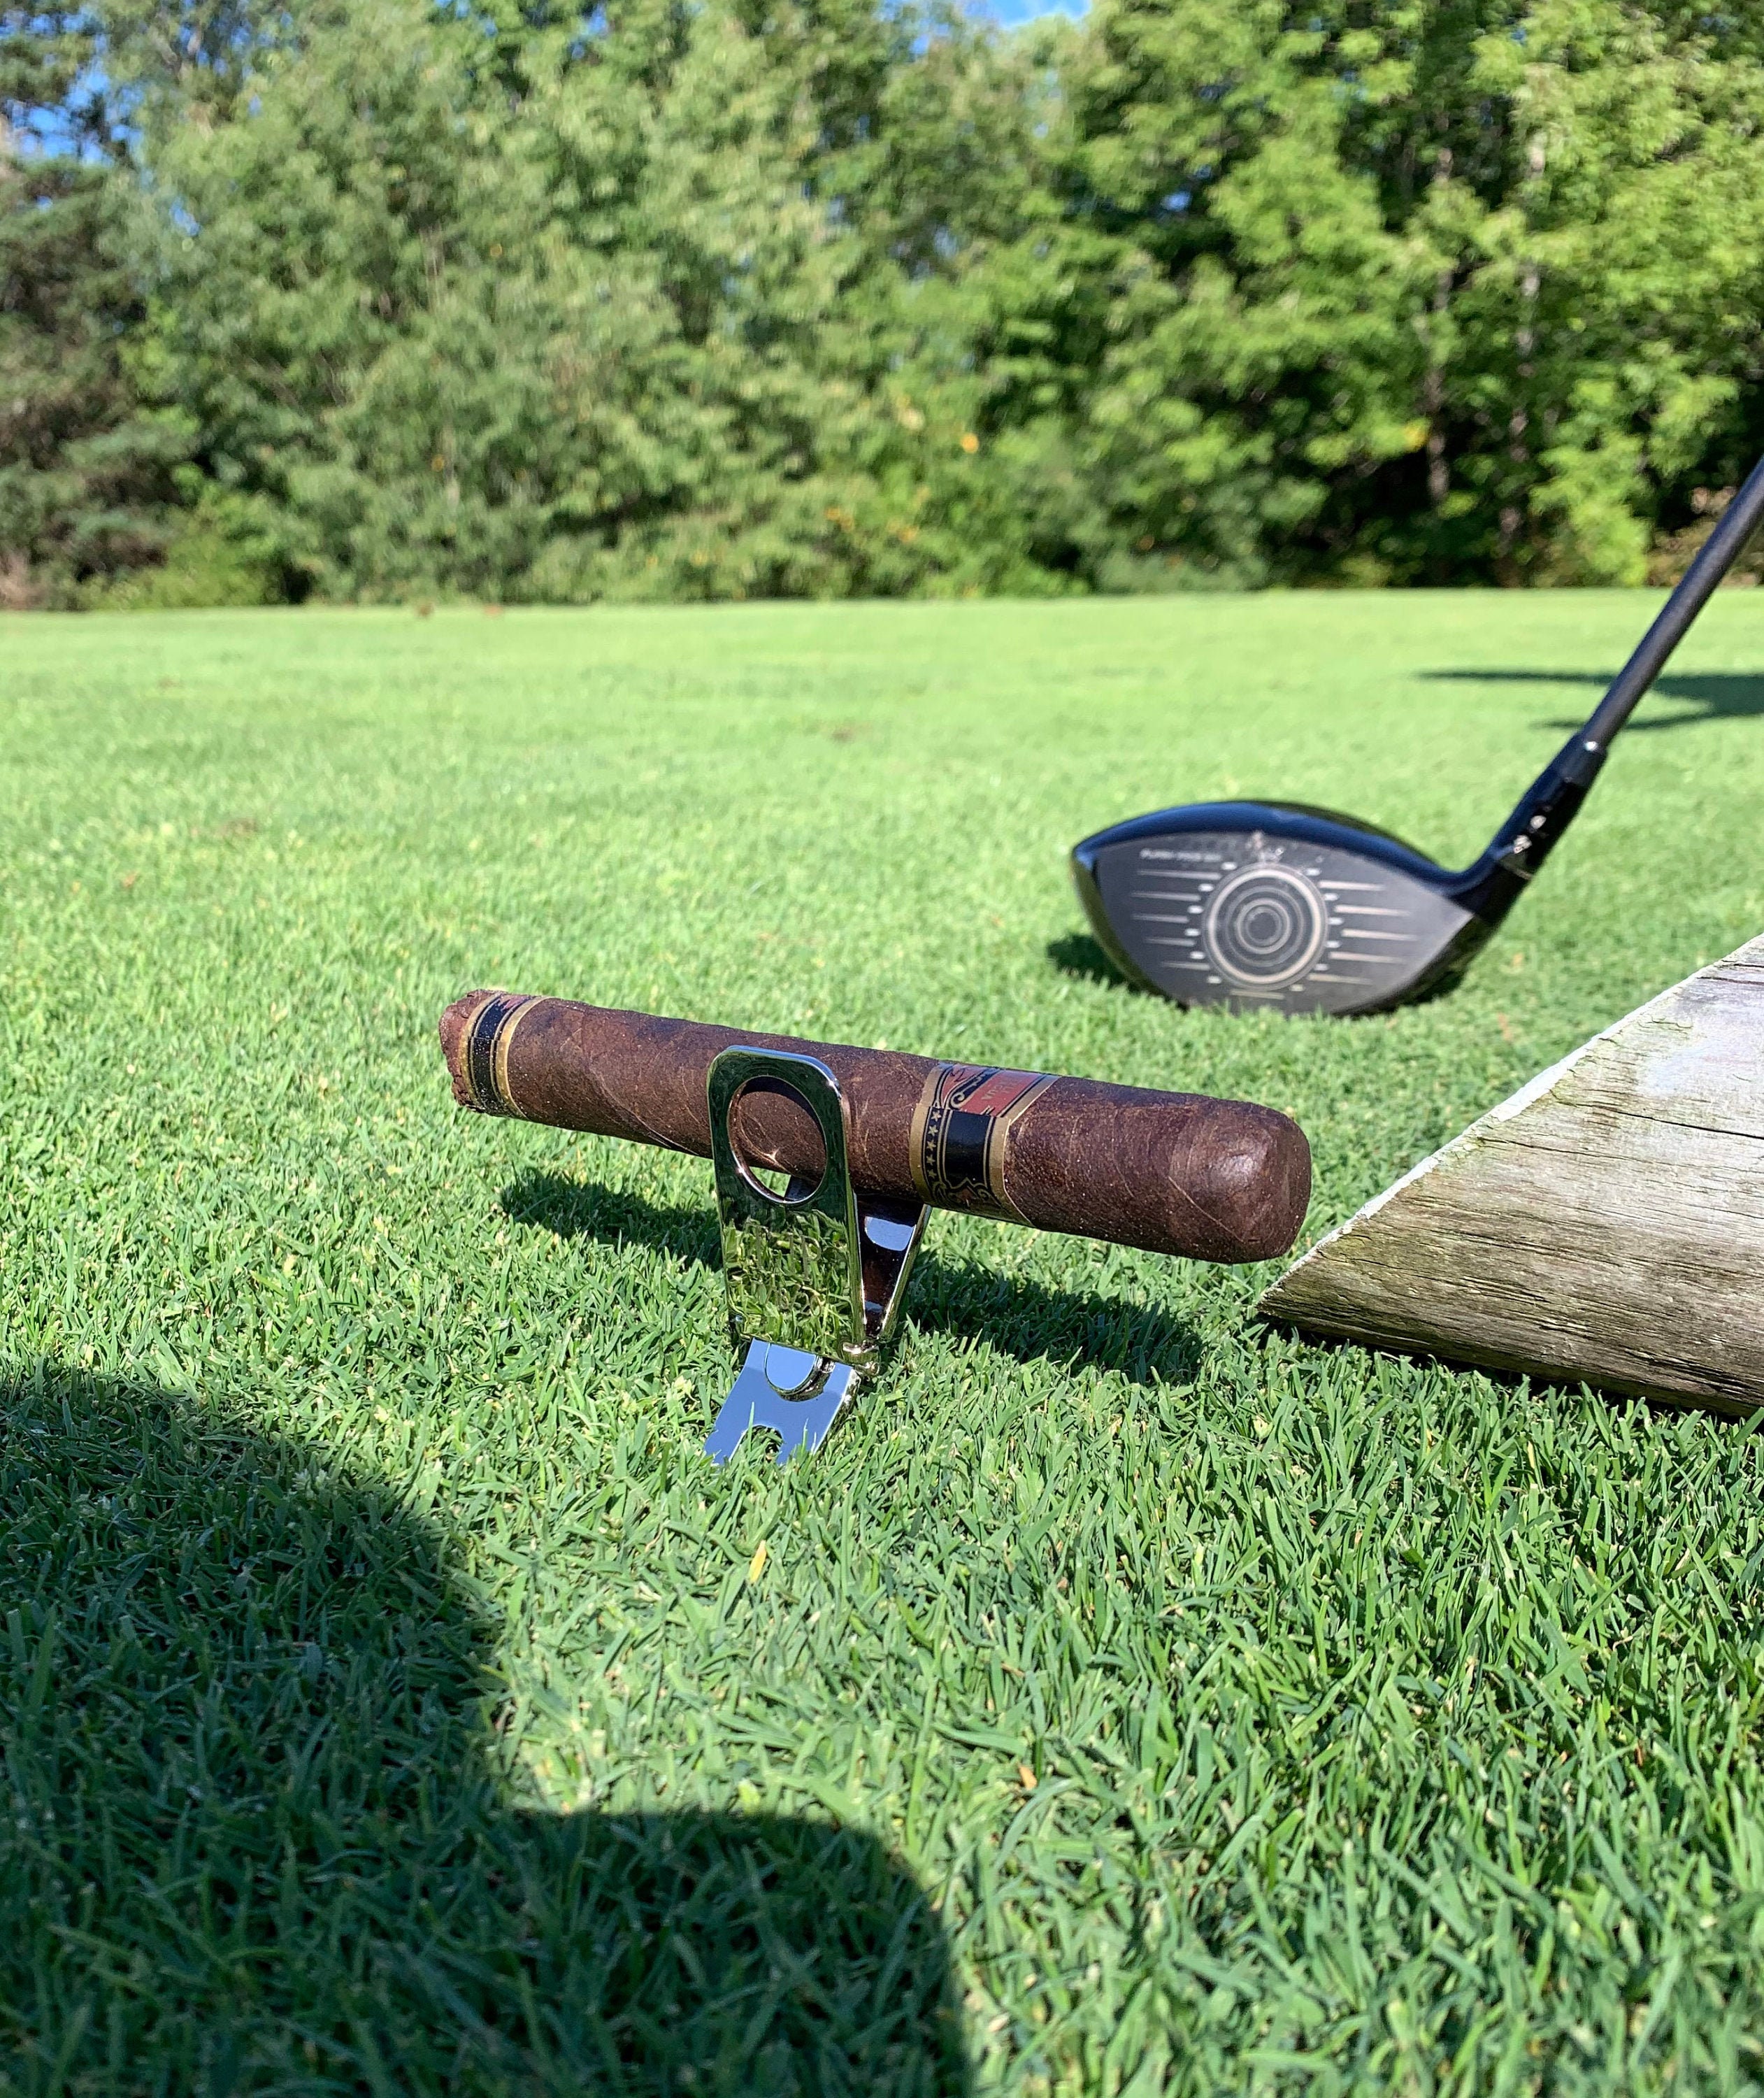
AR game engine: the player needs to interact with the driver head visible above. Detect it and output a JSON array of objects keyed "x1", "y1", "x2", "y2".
[{"x1": 1070, "y1": 802, "x2": 1487, "y2": 1016}]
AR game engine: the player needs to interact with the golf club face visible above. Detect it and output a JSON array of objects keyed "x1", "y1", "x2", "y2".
[{"x1": 1071, "y1": 802, "x2": 1490, "y2": 1017}]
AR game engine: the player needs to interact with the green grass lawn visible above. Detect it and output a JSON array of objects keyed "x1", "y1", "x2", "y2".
[{"x1": 5, "y1": 594, "x2": 1764, "y2": 2096}]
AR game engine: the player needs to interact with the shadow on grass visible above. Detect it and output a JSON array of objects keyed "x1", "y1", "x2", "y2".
[
  {"x1": 1044, "y1": 935, "x2": 1473, "y2": 1020},
  {"x1": 1045, "y1": 932, "x2": 1145, "y2": 993},
  {"x1": 1425, "y1": 667, "x2": 1764, "y2": 729},
  {"x1": 1262, "y1": 1315, "x2": 1755, "y2": 1423},
  {"x1": 0, "y1": 1365, "x2": 970, "y2": 2093},
  {"x1": 502, "y1": 1173, "x2": 1203, "y2": 1387}
]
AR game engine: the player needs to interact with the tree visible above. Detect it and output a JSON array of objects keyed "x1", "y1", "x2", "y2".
[
  {"x1": 1020, "y1": 0, "x2": 1764, "y2": 586},
  {"x1": 0, "y1": 10, "x2": 193, "y2": 605},
  {"x1": 135, "y1": 0, "x2": 1059, "y2": 601},
  {"x1": 8, "y1": 0, "x2": 1763, "y2": 602}
]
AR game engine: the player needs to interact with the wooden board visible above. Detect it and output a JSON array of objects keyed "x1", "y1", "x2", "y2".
[{"x1": 1261, "y1": 934, "x2": 1764, "y2": 1414}]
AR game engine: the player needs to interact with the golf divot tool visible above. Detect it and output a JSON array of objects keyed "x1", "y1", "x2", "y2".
[{"x1": 703, "y1": 1047, "x2": 925, "y2": 1466}]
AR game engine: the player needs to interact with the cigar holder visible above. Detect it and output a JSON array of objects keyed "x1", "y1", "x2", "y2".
[{"x1": 703, "y1": 1047, "x2": 926, "y2": 1464}]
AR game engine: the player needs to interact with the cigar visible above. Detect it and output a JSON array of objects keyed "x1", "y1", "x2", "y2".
[{"x1": 440, "y1": 991, "x2": 1310, "y2": 1263}]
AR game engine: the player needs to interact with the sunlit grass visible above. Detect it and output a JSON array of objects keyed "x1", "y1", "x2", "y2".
[{"x1": 4, "y1": 594, "x2": 1764, "y2": 2092}]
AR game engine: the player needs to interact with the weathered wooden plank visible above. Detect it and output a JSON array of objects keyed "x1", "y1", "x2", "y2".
[{"x1": 1261, "y1": 934, "x2": 1764, "y2": 1413}]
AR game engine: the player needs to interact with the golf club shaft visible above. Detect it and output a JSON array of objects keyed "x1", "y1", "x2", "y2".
[
  {"x1": 1581, "y1": 452, "x2": 1764, "y2": 750},
  {"x1": 1456, "y1": 452, "x2": 1764, "y2": 920}
]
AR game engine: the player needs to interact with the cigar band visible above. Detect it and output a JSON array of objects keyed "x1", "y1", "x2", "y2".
[
  {"x1": 910, "y1": 1062, "x2": 1056, "y2": 1221},
  {"x1": 461, "y1": 991, "x2": 540, "y2": 1117}
]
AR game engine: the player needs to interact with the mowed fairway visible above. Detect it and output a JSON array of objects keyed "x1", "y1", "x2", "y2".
[{"x1": 6, "y1": 594, "x2": 1764, "y2": 2095}]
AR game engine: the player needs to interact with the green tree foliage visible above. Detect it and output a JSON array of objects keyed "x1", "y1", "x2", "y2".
[
  {"x1": 2, "y1": 0, "x2": 1762, "y2": 601},
  {"x1": 1027, "y1": 0, "x2": 1764, "y2": 586},
  {"x1": 0, "y1": 8, "x2": 195, "y2": 604},
  {"x1": 136, "y1": 0, "x2": 1057, "y2": 600}
]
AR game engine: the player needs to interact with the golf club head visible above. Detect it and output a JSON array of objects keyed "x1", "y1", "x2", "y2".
[
  {"x1": 1065, "y1": 455, "x2": 1764, "y2": 1020},
  {"x1": 1071, "y1": 802, "x2": 1493, "y2": 1017}
]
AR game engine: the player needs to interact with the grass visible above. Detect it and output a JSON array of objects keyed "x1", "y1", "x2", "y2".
[{"x1": 3, "y1": 593, "x2": 1764, "y2": 2095}]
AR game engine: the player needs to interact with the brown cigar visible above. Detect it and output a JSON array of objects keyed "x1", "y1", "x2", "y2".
[{"x1": 440, "y1": 991, "x2": 1310, "y2": 1262}]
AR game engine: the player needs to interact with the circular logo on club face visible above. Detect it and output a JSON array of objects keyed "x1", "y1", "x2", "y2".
[{"x1": 1202, "y1": 864, "x2": 1328, "y2": 988}]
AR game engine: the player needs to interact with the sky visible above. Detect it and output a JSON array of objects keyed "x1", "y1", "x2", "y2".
[{"x1": 979, "y1": 0, "x2": 1088, "y2": 23}]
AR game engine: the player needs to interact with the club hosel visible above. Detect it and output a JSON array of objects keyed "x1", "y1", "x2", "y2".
[{"x1": 1449, "y1": 732, "x2": 1608, "y2": 926}]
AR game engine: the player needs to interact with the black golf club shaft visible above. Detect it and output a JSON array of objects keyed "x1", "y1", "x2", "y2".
[
  {"x1": 1454, "y1": 452, "x2": 1764, "y2": 922},
  {"x1": 1583, "y1": 452, "x2": 1764, "y2": 748}
]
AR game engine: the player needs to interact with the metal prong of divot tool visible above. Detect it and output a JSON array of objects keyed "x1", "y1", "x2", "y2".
[
  {"x1": 703, "y1": 1341, "x2": 859, "y2": 1467},
  {"x1": 703, "y1": 1046, "x2": 925, "y2": 1467}
]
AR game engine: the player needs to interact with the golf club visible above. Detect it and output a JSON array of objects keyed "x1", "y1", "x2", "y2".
[{"x1": 1070, "y1": 454, "x2": 1764, "y2": 1016}]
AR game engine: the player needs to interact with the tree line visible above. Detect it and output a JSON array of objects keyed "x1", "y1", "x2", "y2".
[{"x1": 3, "y1": 0, "x2": 1763, "y2": 608}]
